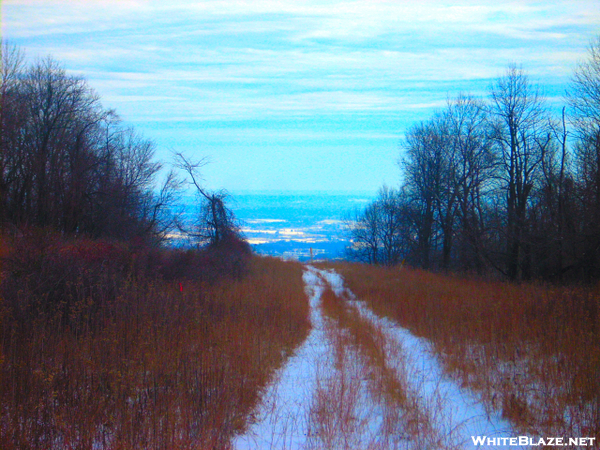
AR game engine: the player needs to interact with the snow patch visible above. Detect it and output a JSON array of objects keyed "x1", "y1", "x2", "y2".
[
  {"x1": 233, "y1": 268, "x2": 329, "y2": 449},
  {"x1": 321, "y1": 268, "x2": 521, "y2": 449},
  {"x1": 234, "y1": 267, "x2": 522, "y2": 449}
]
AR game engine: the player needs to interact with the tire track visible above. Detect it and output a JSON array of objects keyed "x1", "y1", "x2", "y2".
[{"x1": 234, "y1": 266, "x2": 518, "y2": 449}]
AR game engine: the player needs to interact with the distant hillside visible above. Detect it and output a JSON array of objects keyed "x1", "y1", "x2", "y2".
[{"x1": 179, "y1": 192, "x2": 374, "y2": 259}]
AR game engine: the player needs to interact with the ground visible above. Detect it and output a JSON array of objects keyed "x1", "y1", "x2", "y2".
[{"x1": 233, "y1": 266, "x2": 517, "y2": 450}]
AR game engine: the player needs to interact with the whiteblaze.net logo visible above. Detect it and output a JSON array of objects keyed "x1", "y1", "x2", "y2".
[{"x1": 471, "y1": 436, "x2": 597, "y2": 447}]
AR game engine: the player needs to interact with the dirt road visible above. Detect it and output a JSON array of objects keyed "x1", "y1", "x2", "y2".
[{"x1": 233, "y1": 266, "x2": 517, "y2": 449}]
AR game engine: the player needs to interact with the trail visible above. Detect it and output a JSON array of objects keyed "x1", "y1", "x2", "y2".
[{"x1": 233, "y1": 266, "x2": 519, "y2": 449}]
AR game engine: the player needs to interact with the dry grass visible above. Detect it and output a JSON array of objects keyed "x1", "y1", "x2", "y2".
[
  {"x1": 0, "y1": 232, "x2": 6, "y2": 382},
  {"x1": 327, "y1": 262, "x2": 600, "y2": 441},
  {"x1": 308, "y1": 285, "x2": 397, "y2": 449},
  {"x1": 0, "y1": 234, "x2": 310, "y2": 450},
  {"x1": 314, "y1": 283, "x2": 459, "y2": 449}
]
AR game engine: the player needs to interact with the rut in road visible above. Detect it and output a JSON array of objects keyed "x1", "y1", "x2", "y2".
[{"x1": 233, "y1": 266, "x2": 515, "y2": 450}]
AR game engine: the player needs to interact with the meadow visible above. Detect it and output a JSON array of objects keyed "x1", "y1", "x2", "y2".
[
  {"x1": 0, "y1": 231, "x2": 310, "y2": 450},
  {"x1": 2, "y1": 229, "x2": 600, "y2": 448},
  {"x1": 329, "y1": 262, "x2": 600, "y2": 442}
]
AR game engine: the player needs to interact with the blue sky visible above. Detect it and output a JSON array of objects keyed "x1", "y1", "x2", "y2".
[{"x1": 2, "y1": 1, "x2": 599, "y2": 193}]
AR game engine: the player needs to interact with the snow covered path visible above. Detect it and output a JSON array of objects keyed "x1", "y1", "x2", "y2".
[
  {"x1": 232, "y1": 268, "x2": 331, "y2": 449},
  {"x1": 233, "y1": 267, "x2": 519, "y2": 449}
]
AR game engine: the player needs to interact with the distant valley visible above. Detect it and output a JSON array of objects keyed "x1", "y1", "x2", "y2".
[{"x1": 232, "y1": 192, "x2": 373, "y2": 260}]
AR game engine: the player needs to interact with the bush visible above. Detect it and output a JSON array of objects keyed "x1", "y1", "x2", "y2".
[
  {"x1": 1, "y1": 230, "x2": 131, "y2": 329},
  {"x1": 158, "y1": 235, "x2": 251, "y2": 282},
  {"x1": 0, "y1": 230, "x2": 252, "y2": 331},
  {"x1": 0, "y1": 230, "x2": 309, "y2": 450}
]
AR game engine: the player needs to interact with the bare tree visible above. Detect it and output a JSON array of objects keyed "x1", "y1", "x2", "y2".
[
  {"x1": 445, "y1": 94, "x2": 496, "y2": 272},
  {"x1": 347, "y1": 187, "x2": 415, "y2": 266},
  {"x1": 173, "y1": 152, "x2": 239, "y2": 247},
  {"x1": 489, "y1": 65, "x2": 552, "y2": 280},
  {"x1": 401, "y1": 96, "x2": 497, "y2": 272},
  {"x1": 0, "y1": 42, "x2": 26, "y2": 227},
  {"x1": 347, "y1": 201, "x2": 382, "y2": 264},
  {"x1": 0, "y1": 48, "x2": 177, "y2": 242},
  {"x1": 567, "y1": 36, "x2": 600, "y2": 280},
  {"x1": 402, "y1": 118, "x2": 447, "y2": 269},
  {"x1": 533, "y1": 107, "x2": 574, "y2": 280},
  {"x1": 19, "y1": 57, "x2": 102, "y2": 228},
  {"x1": 569, "y1": 35, "x2": 600, "y2": 135}
]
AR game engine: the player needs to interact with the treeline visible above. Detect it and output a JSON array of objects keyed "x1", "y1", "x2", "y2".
[
  {"x1": 0, "y1": 43, "x2": 246, "y2": 250},
  {"x1": 0, "y1": 44, "x2": 182, "y2": 243},
  {"x1": 350, "y1": 36, "x2": 600, "y2": 282},
  {"x1": 0, "y1": 46, "x2": 277, "y2": 449},
  {"x1": 0, "y1": 43, "x2": 252, "y2": 326}
]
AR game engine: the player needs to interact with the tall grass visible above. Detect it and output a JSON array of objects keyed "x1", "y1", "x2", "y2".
[
  {"x1": 0, "y1": 231, "x2": 310, "y2": 449},
  {"x1": 317, "y1": 284, "x2": 459, "y2": 449},
  {"x1": 330, "y1": 262, "x2": 600, "y2": 441}
]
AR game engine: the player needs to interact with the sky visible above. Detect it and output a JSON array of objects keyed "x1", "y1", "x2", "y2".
[{"x1": 2, "y1": 1, "x2": 599, "y2": 194}]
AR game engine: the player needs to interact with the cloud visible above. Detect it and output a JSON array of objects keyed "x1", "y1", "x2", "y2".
[{"x1": 3, "y1": 0, "x2": 598, "y2": 191}]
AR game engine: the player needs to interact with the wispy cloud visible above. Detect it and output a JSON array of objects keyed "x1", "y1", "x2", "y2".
[{"x1": 3, "y1": 0, "x2": 598, "y2": 191}]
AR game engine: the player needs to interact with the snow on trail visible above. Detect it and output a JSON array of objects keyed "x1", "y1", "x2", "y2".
[
  {"x1": 233, "y1": 267, "x2": 520, "y2": 449},
  {"x1": 232, "y1": 268, "x2": 330, "y2": 449},
  {"x1": 320, "y1": 268, "x2": 519, "y2": 449}
]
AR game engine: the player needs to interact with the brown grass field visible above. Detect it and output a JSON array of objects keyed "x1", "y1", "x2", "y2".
[
  {"x1": 3, "y1": 227, "x2": 600, "y2": 448},
  {"x1": 325, "y1": 262, "x2": 600, "y2": 442},
  {"x1": 0, "y1": 232, "x2": 310, "y2": 450},
  {"x1": 317, "y1": 283, "x2": 458, "y2": 449}
]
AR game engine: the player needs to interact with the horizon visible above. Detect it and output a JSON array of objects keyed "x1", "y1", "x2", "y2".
[
  {"x1": 3, "y1": 0, "x2": 599, "y2": 193},
  {"x1": 230, "y1": 189, "x2": 377, "y2": 196},
  {"x1": 178, "y1": 189, "x2": 368, "y2": 260}
]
